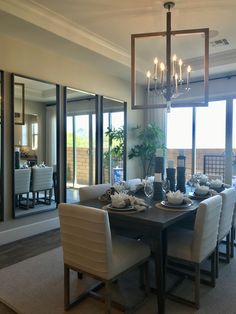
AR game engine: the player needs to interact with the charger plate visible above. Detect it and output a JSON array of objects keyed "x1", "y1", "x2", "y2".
[
  {"x1": 106, "y1": 204, "x2": 135, "y2": 212},
  {"x1": 156, "y1": 199, "x2": 194, "y2": 211}
]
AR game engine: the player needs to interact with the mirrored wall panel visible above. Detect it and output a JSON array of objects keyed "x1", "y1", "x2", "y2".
[
  {"x1": 102, "y1": 97, "x2": 126, "y2": 184},
  {"x1": 0, "y1": 71, "x2": 3, "y2": 220},
  {"x1": 13, "y1": 75, "x2": 58, "y2": 218},
  {"x1": 66, "y1": 88, "x2": 97, "y2": 203}
]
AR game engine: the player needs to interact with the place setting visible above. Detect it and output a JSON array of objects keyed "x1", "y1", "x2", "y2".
[
  {"x1": 156, "y1": 189, "x2": 194, "y2": 212},
  {"x1": 102, "y1": 192, "x2": 150, "y2": 214}
]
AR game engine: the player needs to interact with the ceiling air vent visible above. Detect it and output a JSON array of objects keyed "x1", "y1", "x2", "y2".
[{"x1": 210, "y1": 38, "x2": 229, "y2": 47}]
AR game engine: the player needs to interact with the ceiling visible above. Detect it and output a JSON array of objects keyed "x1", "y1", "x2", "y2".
[{"x1": 0, "y1": 0, "x2": 236, "y2": 83}]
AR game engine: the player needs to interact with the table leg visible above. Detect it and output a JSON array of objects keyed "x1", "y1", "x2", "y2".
[{"x1": 153, "y1": 229, "x2": 167, "y2": 314}]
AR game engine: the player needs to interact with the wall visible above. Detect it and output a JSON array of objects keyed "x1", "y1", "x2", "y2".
[{"x1": 0, "y1": 32, "x2": 145, "y2": 238}]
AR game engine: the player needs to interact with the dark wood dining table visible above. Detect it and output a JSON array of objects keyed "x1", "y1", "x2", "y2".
[{"x1": 79, "y1": 196, "x2": 200, "y2": 314}]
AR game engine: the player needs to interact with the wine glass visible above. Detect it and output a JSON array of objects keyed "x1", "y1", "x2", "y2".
[
  {"x1": 187, "y1": 174, "x2": 195, "y2": 192},
  {"x1": 162, "y1": 179, "x2": 170, "y2": 199},
  {"x1": 144, "y1": 178, "x2": 154, "y2": 198}
]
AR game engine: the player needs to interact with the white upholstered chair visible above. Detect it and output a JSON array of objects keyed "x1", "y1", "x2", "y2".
[
  {"x1": 30, "y1": 166, "x2": 53, "y2": 206},
  {"x1": 15, "y1": 168, "x2": 31, "y2": 209},
  {"x1": 216, "y1": 188, "x2": 236, "y2": 275},
  {"x1": 59, "y1": 203, "x2": 150, "y2": 313},
  {"x1": 167, "y1": 195, "x2": 222, "y2": 309},
  {"x1": 79, "y1": 183, "x2": 111, "y2": 201}
]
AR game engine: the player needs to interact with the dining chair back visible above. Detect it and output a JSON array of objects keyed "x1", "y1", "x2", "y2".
[
  {"x1": 167, "y1": 195, "x2": 222, "y2": 309},
  {"x1": 215, "y1": 188, "x2": 236, "y2": 275},
  {"x1": 15, "y1": 168, "x2": 31, "y2": 209},
  {"x1": 79, "y1": 183, "x2": 111, "y2": 201},
  {"x1": 59, "y1": 203, "x2": 150, "y2": 312},
  {"x1": 31, "y1": 166, "x2": 53, "y2": 206}
]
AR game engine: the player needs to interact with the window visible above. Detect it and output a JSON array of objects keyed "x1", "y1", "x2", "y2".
[
  {"x1": 32, "y1": 123, "x2": 38, "y2": 150},
  {"x1": 167, "y1": 107, "x2": 193, "y2": 177}
]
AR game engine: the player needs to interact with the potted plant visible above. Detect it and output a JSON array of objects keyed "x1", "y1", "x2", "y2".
[{"x1": 128, "y1": 123, "x2": 165, "y2": 178}]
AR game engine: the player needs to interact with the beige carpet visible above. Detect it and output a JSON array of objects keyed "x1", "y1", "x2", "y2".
[{"x1": 0, "y1": 247, "x2": 235, "y2": 314}]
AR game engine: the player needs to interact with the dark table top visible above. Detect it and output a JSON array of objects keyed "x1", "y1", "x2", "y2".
[{"x1": 79, "y1": 197, "x2": 200, "y2": 230}]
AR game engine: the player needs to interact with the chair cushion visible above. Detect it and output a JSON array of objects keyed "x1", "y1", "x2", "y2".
[
  {"x1": 108, "y1": 235, "x2": 150, "y2": 279},
  {"x1": 168, "y1": 228, "x2": 193, "y2": 262}
]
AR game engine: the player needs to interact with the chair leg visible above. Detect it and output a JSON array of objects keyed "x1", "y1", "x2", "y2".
[
  {"x1": 195, "y1": 263, "x2": 200, "y2": 310},
  {"x1": 226, "y1": 233, "x2": 231, "y2": 263},
  {"x1": 216, "y1": 242, "x2": 219, "y2": 278},
  {"x1": 64, "y1": 265, "x2": 70, "y2": 310},
  {"x1": 230, "y1": 226, "x2": 235, "y2": 258},
  {"x1": 104, "y1": 281, "x2": 111, "y2": 314},
  {"x1": 210, "y1": 250, "x2": 216, "y2": 287}
]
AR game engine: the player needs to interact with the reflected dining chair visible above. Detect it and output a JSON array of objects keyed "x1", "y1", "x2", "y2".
[
  {"x1": 167, "y1": 195, "x2": 222, "y2": 309},
  {"x1": 58, "y1": 203, "x2": 150, "y2": 313},
  {"x1": 30, "y1": 166, "x2": 53, "y2": 207},
  {"x1": 15, "y1": 168, "x2": 31, "y2": 209},
  {"x1": 216, "y1": 188, "x2": 236, "y2": 276},
  {"x1": 79, "y1": 183, "x2": 111, "y2": 201}
]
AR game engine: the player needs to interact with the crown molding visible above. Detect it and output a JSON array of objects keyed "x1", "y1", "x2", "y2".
[{"x1": 0, "y1": 0, "x2": 130, "y2": 66}]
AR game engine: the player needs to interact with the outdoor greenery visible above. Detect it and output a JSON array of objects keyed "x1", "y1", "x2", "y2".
[
  {"x1": 128, "y1": 123, "x2": 165, "y2": 177},
  {"x1": 104, "y1": 126, "x2": 124, "y2": 163}
]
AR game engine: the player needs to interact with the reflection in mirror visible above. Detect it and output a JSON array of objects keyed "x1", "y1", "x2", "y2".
[
  {"x1": 13, "y1": 75, "x2": 57, "y2": 218},
  {"x1": 102, "y1": 97, "x2": 126, "y2": 184},
  {"x1": 0, "y1": 71, "x2": 3, "y2": 220},
  {"x1": 66, "y1": 88, "x2": 96, "y2": 203}
]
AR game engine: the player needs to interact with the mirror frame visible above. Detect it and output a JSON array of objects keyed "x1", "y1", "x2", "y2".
[
  {"x1": 0, "y1": 71, "x2": 4, "y2": 221},
  {"x1": 11, "y1": 73, "x2": 60, "y2": 218}
]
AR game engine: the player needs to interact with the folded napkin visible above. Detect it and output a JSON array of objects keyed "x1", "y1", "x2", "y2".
[{"x1": 107, "y1": 193, "x2": 149, "y2": 212}]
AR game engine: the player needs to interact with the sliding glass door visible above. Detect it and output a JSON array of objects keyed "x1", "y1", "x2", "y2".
[
  {"x1": 66, "y1": 88, "x2": 96, "y2": 203},
  {"x1": 103, "y1": 97, "x2": 126, "y2": 184}
]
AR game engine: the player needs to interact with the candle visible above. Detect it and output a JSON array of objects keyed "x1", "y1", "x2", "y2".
[
  {"x1": 186, "y1": 65, "x2": 191, "y2": 90},
  {"x1": 146, "y1": 70, "x2": 151, "y2": 93},
  {"x1": 172, "y1": 54, "x2": 177, "y2": 76},
  {"x1": 160, "y1": 62, "x2": 165, "y2": 87},
  {"x1": 154, "y1": 173, "x2": 162, "y2": 182},
  {"x1": 175, "y1": 73, "x2": 178, "y2": 94},
  {"x1": 168, "y1": 160, "x2": 174, "y2": 168},
  {"x1": 154, "y1": 58, "x2": 158, "y2": 80},
  {"x1": 179, "y1": 59, "x2": 183, "y2": 81},
  {"x1": 179, "y1": 149, "x2": 185, "y2": 156}
]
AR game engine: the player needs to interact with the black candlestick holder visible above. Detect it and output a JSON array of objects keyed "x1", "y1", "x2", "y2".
[
  {"x1": 176, "y1": 167, "x2": 186, "y2": 193},
  {"x1": 166, "y1": 168, "x2": 176, "y2": 191},
  {"x1": 153, "y1": 182, "x2": 164, "y2": 201}
]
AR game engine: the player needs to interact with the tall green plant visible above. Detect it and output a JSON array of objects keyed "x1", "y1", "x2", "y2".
[
  {"x1": 104, "y1": 126, "x2": 124, "y2": 163},
  {"x1": 128, "y1": 123, "x2": 165, "y2": 177}
]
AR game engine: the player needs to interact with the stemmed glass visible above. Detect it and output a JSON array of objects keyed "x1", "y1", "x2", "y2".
[
  {"x1": 162, "y1": 179, "x2": 170, "y2": 199},
  {"x1": 187, "y1": 174, "x2": 195, "y2": 192},
  {"x1": 144, "y1": 178, "x2": 154, "y2": 198}
]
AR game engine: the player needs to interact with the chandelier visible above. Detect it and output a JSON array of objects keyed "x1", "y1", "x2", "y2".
[{"x1": 131, "y1": 2, "x2": 209, "y2": 111}]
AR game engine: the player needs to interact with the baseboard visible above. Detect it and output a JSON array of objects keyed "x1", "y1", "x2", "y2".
[{"x1": 0, "y1": 217, "x2": 60, "y2": 245}]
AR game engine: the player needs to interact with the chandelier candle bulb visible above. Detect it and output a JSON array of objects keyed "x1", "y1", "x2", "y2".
[
  {"x1": 146, "y1": 71, "x2": 151, "y2": 92},
  {"x1": 175, "y1": 73, "x2": 178, "y2": 94},
  {"x1": 186, "y1": 65, "x2": 191, "y2": 90},
  {"x1": 154, "y1": 58, "x2": 158, "y2": 79},
  {"x1": 179, "y1": 59, "x2": 183, "y2": 81},
  {"x1": 160, "y1": 62, "x2": 165, "y2": 87},
  {"x1": 172, "y1": 54, "x2": 177, "y2": 76}
]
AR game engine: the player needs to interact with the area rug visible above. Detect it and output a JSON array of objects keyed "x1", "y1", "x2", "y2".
[{"x1": 0, "y1": 247, "x2": 236, "y2": 314}]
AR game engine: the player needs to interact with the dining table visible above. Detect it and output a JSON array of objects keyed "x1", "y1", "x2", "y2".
[{"x1": 79, "y1": 195, "x2": 200, "y2": 314}]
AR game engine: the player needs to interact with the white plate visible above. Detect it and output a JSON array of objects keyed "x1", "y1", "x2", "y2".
[
  {"x1": 160, "y1": 199, "x2": 193, "y2": 209},
  {"x1": 106, "y1": 204, "x2": 135, "y2": 211}
]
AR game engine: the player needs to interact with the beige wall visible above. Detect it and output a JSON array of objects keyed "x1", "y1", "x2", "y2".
[{"x1": 0, "y1": 33, "x2": 146, "y2": 230}]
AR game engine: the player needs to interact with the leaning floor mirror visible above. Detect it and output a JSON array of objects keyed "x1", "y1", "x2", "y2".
[
  {"x1": 12, "y1": 74, "x2": 58, "y2": 218},
  {"x1": 0, "y1": 71, "x2": 3, "y2": 220}
]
